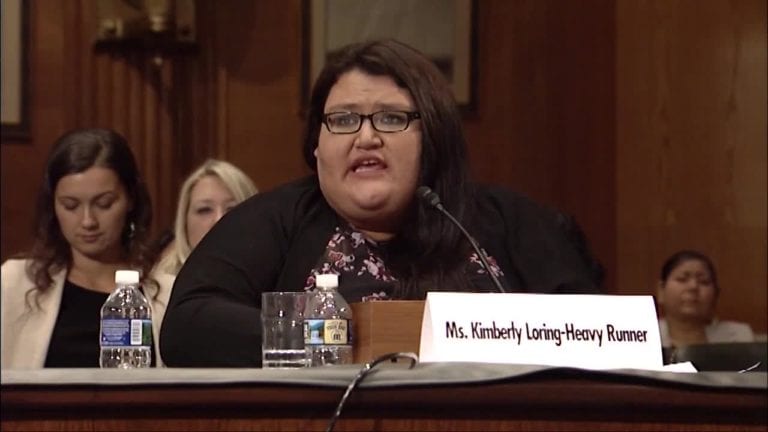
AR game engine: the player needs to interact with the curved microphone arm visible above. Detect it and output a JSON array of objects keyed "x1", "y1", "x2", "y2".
[{"x1": 416, "y1": 186, "x2": 507, "y2": 293}]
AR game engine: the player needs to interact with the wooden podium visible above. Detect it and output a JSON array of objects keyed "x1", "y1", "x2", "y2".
[{"x1": 351, "y1": 300, "x2": 425, "y2": 363}]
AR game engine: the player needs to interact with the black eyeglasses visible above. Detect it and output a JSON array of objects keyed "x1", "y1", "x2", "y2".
[{"x1": 322, "y1": 111, "x2": 421, "y2": 134}]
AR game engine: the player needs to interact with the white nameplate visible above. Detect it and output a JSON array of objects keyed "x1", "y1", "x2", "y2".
[{"x1": 419, "y1": 292, "x2": 663, "y2": 370}]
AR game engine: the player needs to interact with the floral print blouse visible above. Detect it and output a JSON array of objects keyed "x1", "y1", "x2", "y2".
[{"x1": 304, "y1": 225, "x2": 505, "y2": 302}]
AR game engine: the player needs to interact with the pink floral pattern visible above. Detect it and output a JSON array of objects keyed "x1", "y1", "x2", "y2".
[{"x1": 305, "y1": 225, "x2": 505, "y2": 301}]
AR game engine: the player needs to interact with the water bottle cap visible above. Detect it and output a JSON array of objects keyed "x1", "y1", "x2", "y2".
[
  {"x1": 315, "y1": 273, "x2": 339, "y2": 288},
  {"x1": 115, "y1": 270, "x2": 140, "y2": 284}
]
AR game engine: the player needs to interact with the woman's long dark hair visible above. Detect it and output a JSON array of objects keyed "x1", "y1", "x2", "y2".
[
  {"x1": 25, "y1": 128, "x2": 155, "y2": 308},
  {"x1": 302, "y1": 39, "x2": 474, "y2": 298}
]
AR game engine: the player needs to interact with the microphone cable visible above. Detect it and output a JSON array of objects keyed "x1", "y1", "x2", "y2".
[{"x1": 325, "y1": 352, "x2": 419, "y2": 432}]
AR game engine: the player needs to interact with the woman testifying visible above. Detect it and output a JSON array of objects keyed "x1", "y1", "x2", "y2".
[{"x1": 160, "y1": 39, "x2": 602, "y2": 367}]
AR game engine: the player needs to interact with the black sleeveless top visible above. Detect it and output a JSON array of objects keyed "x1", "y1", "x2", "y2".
[{"x1": 44, "y1": 280, "x2": 156, "y2": 367}]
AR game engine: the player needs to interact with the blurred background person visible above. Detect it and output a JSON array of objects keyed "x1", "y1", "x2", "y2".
[
  {"x1": 657, "y1": 249, "x2": 755, "y2": 348},
  {"x1": 154, "y1": 159, "x2": 258, "y2": 276},
  {"x1": 1, "y1": 128, "x2": 170, "y2": 368}
]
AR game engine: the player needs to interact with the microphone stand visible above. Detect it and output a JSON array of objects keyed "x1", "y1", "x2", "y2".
[{"x1": 417, "y1": 186, "x2": 507, "y2": 293}]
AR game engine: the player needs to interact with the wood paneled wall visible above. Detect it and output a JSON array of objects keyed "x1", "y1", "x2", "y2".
[
  {"x1": 1, "y1": 0, "x2": 188, "y2": 248},
  {"x1": 1, "y1": 1, "x2": 79, "y2": 259},
  {"x1": 202, "y1": 0, "x2": 309, "y2": 188},
  {"x1": 616, "y1": 0, "x2": 767, "y2": 331},
  {"x1": 2, "y1": 0, "x2": 765, "y2": 332},
  {"x1": 465, "y1": 0, "x2": 616, "y2": 291}
]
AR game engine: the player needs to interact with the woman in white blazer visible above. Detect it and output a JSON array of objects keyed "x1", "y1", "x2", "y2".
[
  {"x1": 1, "y1": 128, "x2": 171, "y2": 369},
  {"x1": 656, "y1": 249, "x2": 754, "y2": 348}
]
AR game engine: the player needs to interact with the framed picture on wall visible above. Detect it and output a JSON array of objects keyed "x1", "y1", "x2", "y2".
[
  {"x1": 1, "y1": 0, "x2": 30, "y2": 141},
  {"x1": 302, "y1": 0, "x2": 476, "y2": 113}
]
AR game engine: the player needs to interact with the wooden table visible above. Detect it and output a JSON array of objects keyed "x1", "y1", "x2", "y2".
[{"x1": 2, "y1": 364, "x2": 766, "y2": 431}]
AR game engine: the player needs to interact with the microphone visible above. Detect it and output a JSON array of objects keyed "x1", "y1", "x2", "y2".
[{"x1": 416, "y1": 186, "x2": 507, "y2": 293}]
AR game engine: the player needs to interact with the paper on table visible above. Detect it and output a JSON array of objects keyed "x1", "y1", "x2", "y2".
[{"x1": 659, "y1": 362, "x2": 698, "y2": 373}]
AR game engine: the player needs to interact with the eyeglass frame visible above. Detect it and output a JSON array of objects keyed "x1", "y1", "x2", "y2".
[{"x1": 321, "y1": 111, "x2": 422, "y2": 134}]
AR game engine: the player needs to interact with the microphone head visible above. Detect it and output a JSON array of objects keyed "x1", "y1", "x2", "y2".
[
  {"x1": 416, "y1": 186, "x2": 432, "y2": 199},
  {"x1": 416, "y1": 186, "x2": 442, "y2": 207}
]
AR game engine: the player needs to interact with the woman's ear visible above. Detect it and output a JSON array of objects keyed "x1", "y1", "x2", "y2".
[{"x1": 124, "y1": 196, "x2": 135, "y2": 235}]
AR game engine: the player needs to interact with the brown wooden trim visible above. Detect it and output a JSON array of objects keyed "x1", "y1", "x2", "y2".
[{"x1": 2, "y1": 376, "x2": 765, "y2": 431}]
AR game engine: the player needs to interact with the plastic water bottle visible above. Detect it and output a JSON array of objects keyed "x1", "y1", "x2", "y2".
[
  {"x1": 304, "y1": 274, "x2": 354, "y2": 366},
  {"x1": 99, "y1": 270, "x2": 153, "y2": 368}
]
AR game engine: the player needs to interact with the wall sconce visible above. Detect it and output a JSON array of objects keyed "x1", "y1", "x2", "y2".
[{"x1": 95, "y1": 0, "x2": 197, "y2": 65}]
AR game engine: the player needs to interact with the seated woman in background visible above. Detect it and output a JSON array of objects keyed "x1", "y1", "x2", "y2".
[
  {"x1": 656, "y1": 249, "x2": 754, "y2": 348},
  {"x1": 1, "y1": 128, "x2": 171, "y2": 368},
  {"x1": 154, "y1": 159, "x2": 258, "y2": 276}
]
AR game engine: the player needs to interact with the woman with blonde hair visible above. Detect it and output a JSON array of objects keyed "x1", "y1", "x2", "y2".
[{"x1": 156, "y1": 159, "x2": 258, "y2": 276}]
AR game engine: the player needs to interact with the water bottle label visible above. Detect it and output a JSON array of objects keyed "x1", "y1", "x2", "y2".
[
  {"x1": 101, "y1": 319, "x2": 152, "y2": 347},
  {"x1": 304, "y1": 319, "x2": 351, "y2": 345}
]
